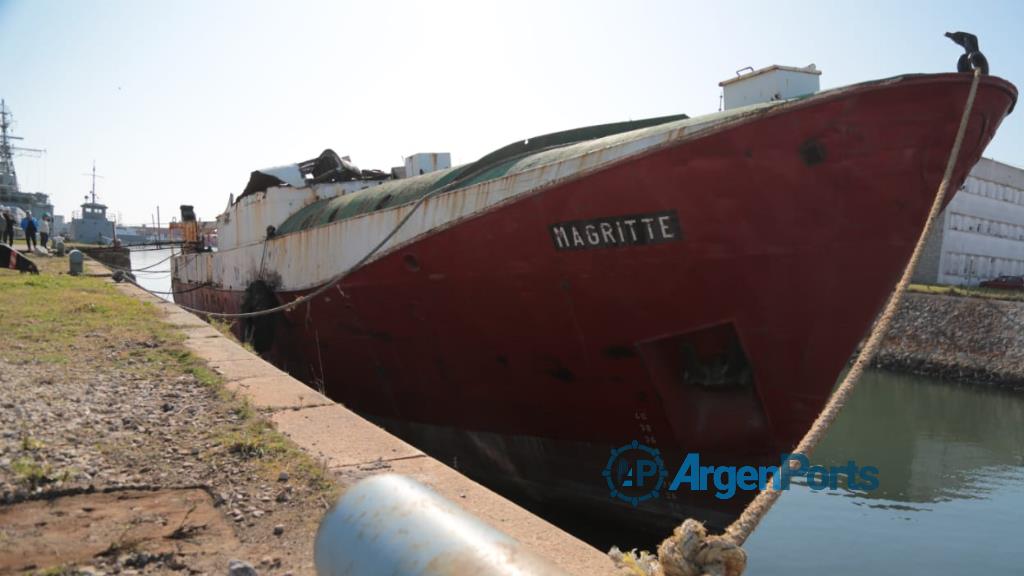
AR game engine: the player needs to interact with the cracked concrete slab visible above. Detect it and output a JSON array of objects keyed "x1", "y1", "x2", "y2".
[
  {"x1": 183, "y1": 334, "x2": 254, "y2": 363},
  {"x1": 271, "y1": 405, "x2": 424, "y2": 468},
  {"x1": 208, "y1": 357, "x2": 282, "y2": 381},
  {"x1": 226, "y1": 375, "x2": 332, "y2": 411},
  {"x1": 158, "y1": 308, "x2": 210, "y2": 329},
  {"x1": 182, "y1": 325, "x2": 224, "y2": 341}
]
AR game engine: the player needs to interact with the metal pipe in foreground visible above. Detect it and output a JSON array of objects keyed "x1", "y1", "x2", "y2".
[{"x1": 315, "y1": 474, "x2": 571, "y2": 576}]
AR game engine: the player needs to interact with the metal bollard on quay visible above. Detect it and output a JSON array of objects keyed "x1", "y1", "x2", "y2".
[
  {"x1": 68, "y1": 249, "x2": 84, "y2": 275},
  {"x1": 314, "y1": 474, "x2": 570, "y2": 576}
]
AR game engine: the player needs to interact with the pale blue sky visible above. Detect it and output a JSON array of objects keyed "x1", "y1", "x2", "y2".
[{"x1": 1, "y1": 0, "x2": 1021, "y2": 224}]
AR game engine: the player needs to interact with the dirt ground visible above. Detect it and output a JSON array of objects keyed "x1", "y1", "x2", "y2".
[{"x1": 0, "y1": 256, "x2": 338, "y2": 575}]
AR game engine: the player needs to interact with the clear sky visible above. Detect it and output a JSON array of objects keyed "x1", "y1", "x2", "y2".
[{"x1": 1, "y1": 0, "x2": 1022, "y2": 225}]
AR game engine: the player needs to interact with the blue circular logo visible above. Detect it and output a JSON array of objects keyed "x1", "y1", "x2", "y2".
[{"x1": 602, "y1": 440, "x2": 667, "y2": 506}]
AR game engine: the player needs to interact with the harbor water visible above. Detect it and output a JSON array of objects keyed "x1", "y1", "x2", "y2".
[
  {"x1": 129, "y1": 249, "x2": 1024, "y2": 573},
  {"x1": 745, "y1": 370, "x2": 1024, "y2": 574},
  {"x1": 129, "y1": 246, "x2": 174, "y2": 301}
]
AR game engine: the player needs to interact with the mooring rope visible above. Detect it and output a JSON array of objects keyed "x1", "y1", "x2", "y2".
[
  {"x1": 101, "y1": 251, "x2": 176, "y2": 274},
  {"x1": 613, "y1": 68, "x2": 984, "y2": 576},
  {"x1": 129, "y1": 252, "x2": 175, "y2": 272},
  {"x1": 124, "y1": 279, "x2": 213, "y2": 296}
]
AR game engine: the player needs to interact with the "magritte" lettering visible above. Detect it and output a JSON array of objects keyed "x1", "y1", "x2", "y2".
[{"x1": 550, "y1": 210, "x2": 682, "y2": 251}]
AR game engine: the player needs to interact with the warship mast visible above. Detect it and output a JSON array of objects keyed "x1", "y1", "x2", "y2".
[
  {"x1": 1, "y1": 100, "x2": 45, "y2": 195},
  {"x1": 0, "y1": 99, "x2": 47, "y2": 211}
]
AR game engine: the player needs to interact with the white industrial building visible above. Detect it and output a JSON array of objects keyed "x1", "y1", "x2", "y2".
[{"x1": 913, "y1": 157, "x2": 1024, "y2": 285}]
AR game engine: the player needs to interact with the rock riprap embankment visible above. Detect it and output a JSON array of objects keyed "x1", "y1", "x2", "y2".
[{"x1": 877, "y1": 292, "x2": 1024, "y2": 388}]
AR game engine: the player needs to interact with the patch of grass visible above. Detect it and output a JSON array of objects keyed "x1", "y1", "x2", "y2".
[
  {"x1": 0, "y1": 257, "x2": 177, "y2": 365},
  {"x1": 11, "y1": 457, "x2": 54, "y2": 490},
  {"x1": 290, "y1": 455, "x2": 336, "y2": 494},
  {"x1": 20, "y1": 436, "x2": 45, "y2": 451},
  {"x1": 36, "y1": 353, "x2": 68, "y2": 364},
  {"x1": 160, "y1": 347, "x2": 225, "y2": 388},
  {"x1": 233, "y1": 399, "x2": 256, "y2": 421},
  {"x1": 908, "y1": 283, "x2": 1024, "y2": 302},
  {"x1": 70, "y1": 302, "x2": 110, "y2": 314},
  {"x1": 209, "y1": 318, "x2": 238, "y2": 341},
  {"x1": 222, "y1": 419, "x2": 290, "y2": 460}
]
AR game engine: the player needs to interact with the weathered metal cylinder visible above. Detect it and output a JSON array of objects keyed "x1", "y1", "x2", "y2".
[
  {"x1": 68, "y1": 249, "x2": 84, "y2": 275},
  {"x1": 314, "y1": 474, "x2": 569, "y2": 576}
]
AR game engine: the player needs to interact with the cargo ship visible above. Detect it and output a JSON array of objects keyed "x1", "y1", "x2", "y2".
[{"x1": 172, "y1": 65, "x2": 1017, "y2": 540}]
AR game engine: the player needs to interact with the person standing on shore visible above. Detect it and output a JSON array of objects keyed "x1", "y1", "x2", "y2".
[
  {"x1": 1, "y1": 210, "x2": 14, "y2": 246},
  {"x1": 39, "y1": 215, "x2": 50, "y2": 249},
  {"x1": 20, "y1": 211, "x2": 37, "y2": 252}
]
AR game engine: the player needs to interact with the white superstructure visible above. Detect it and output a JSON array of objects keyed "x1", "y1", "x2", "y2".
[{"x1": 719, "y1": 64, "x2": 821, "y2": 110}]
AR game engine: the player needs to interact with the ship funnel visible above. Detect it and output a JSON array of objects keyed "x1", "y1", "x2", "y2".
[{"x1": 719, "y1": 64, "x2": 821, "y2": 110}]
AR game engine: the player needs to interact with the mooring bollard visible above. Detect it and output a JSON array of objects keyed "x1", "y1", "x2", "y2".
[
  {"x1": 314, "y1": 474, "x2": 569, "y2": 576},
  {"x1": 68, "y1": 249, "x2": 83, "y2": 275}
]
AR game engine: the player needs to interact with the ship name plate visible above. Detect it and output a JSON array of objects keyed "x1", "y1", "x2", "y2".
[{"x1": 550, "y1": 210, "x2": 681, "y2": 251}]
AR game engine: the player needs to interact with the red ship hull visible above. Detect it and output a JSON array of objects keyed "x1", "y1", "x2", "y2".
[{"x1": 175, "y1": 74, "x2": 1016, "y2": 544}]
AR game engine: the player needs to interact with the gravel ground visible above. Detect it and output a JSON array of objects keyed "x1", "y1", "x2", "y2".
[
  {"x1": 0, "y1": 261, "x2": 336, "y2": 575},
  {"x1": 877, "y1": 292, "x2": 1024, "y2": 388}
]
